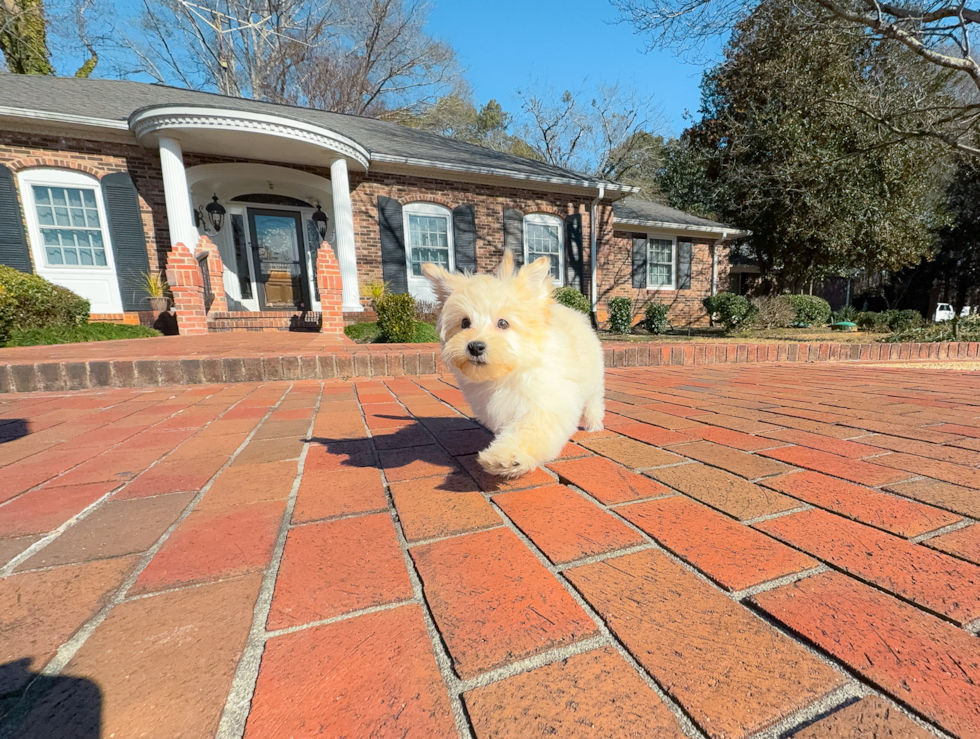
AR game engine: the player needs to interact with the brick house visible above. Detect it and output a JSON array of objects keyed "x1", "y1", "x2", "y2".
[{"x1": 0, "y1": 76, "x2": 739, "y2": 333}]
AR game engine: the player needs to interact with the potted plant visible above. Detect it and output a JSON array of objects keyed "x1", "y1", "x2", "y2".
[{"x1": 141, "y1": 272, "x2": 171, "y2": 314}]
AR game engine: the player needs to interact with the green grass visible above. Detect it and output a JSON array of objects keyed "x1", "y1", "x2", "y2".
[
  {"x1": 344, "y1": 320, "x2": 439, "y2": 344},
  {"x1": 5, "y1": 322, "x2": 161, "y2": 347}
]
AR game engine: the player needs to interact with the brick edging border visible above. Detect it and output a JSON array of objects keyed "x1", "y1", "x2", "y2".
[{"x1": 1, "y1": 340, "x2": 977, "y2": 393}]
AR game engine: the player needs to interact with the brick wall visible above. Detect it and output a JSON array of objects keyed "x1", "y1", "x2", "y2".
[
  {"x1": 348, "y1": 171, "x2": 594, "y2": 305},
  {"x1": 598, "y1": 228, "x2": 731, "y2": 329},
  {"x1": 0, "y1": 131, "x2": 170, "y2": 273}
]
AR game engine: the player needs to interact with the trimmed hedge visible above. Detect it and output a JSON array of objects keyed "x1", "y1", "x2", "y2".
[
  {"x1": 608, "y1": 296, "x2": 634, "y2": 334},
  {"x1": 785, "y1": 294, "x2": 831, "y2": 327},
  {"x1": 644, "y1": 303, "x2": 670, "y2": 334},
  {"x1": 376, "y1": 293, "x2": 417, "y2": 343},
  {"x1": 553, "y1": 286, "x2": 590, "y2": 314},
  {"x1": 0, "y1": 265, "x2": 90, "y2": 345},
  {"x1": 703, "y1": 292, "x2": 756, "y2": 332}
]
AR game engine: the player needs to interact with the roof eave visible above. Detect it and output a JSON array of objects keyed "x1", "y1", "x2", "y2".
[
  {"x1": 0, "y1": 105, "x2": 129, "y2": 131},
  {"x1": 614, "y1": 216, "x2": 749, "y2": 238}
]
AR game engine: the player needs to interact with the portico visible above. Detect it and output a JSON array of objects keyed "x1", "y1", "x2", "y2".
[{"x1": 130, "y1": 105, "x2": 367, "y2": 318}]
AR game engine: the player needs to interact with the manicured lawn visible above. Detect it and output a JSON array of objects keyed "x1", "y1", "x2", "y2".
[
  {"x1": 344, "y1": 320, "x2": 439, "y2": 344},
  {"x1": 4, "y1": 322, "x2": 161, "y2": 347}
]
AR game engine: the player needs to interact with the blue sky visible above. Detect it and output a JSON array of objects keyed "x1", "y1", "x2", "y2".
[{"x1": 425, "y1": 0, "x2": 721, "y2": 136}]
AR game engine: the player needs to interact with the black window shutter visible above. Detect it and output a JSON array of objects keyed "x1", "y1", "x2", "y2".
[
  {"x1": 564, "y1": 213, "x2": 584, "y2": 292},
  {"x1": 0, "y1": 164, "x2": 32, "y2": 273},
  {"x1": 101, "y1": 172, "x2": 152, "y2": 311},
  {"x1": 503, "y1": 208, "x2": 524, "y2": 267},
  {"x1": 677, "y1": 241, "x2": 693, "y2": 289},
  {"x1": 378, "y1": 195, "x2": 408, "y2": 294},
  {"x1": 452, "y1": 203, "x2": 478, "y2": 274},
  {"x1": 631, "y1": 233, "x2": 647, "y2": 288}
]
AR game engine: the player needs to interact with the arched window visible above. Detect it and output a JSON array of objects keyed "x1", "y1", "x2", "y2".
[{"x1": 523, "y1": 213, "x2": 563, "y2": 283}]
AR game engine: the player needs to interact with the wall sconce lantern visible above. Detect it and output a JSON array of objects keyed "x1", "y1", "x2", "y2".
[
  {"x1": 312, "y1": 203, "x2": 329, "y2": 241},
  {"x1": 205, "y1": 194, "x2": 226, "y2": 233}
]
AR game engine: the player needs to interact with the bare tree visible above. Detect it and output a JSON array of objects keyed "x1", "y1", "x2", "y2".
[
  {"x1": 515, "y1": 82, "x2": 665, "y2": 185},
  {"x1": 296, "y1": 0, "x2": 457, "y2": 116},
  {"x1": 119, "y1": 0, "x2": 333, "y2": 101},
  {"x1": 614, "y1": 0, "x2": 980, "y2": 155}
]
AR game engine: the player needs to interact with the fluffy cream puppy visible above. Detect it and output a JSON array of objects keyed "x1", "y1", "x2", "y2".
[{"x1": 422, "y1": 250, "x2": 604, "y2": 478}]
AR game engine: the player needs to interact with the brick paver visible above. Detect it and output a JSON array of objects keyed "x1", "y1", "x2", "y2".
[{"x1": 3, "y1": 363, "x2": 980, "y2": 738}]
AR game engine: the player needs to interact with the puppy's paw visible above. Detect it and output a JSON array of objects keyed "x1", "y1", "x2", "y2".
[
  {"x1": 583, "y1": 421, "x2": 604, "y2": 433},
  {"x1": 477, "y1": 444, "x2": 538, "y2": 479}
]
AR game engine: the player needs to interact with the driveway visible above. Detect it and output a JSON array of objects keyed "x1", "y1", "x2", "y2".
[{"x1": 1, "y1": 364, "x2": 978, "y2": 738}]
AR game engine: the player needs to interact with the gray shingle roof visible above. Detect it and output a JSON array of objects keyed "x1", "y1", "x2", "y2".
[
  {"x1": 0, "y1": 75, "x2": 624, "y2": 188},
  {"x1": 613, "y1": 196, "x2": 738, "y2": 232}
]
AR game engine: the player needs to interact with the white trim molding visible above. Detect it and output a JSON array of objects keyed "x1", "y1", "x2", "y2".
[
  {"x1": 129, "y1": 106, "x2": 371, "y2": 169},
  {"x1": 645, "y1": 234, "x2": 677, "y2": 291},
  {"x1": 404, "y1": 202, "x2": 454, "y2": 302},
  {"x1": 615, "y1": 217, "x2": 749, "y2": 239}
]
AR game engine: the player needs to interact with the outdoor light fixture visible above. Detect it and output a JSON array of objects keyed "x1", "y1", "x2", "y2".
[
  {"x1": 312, "y1": 203, "x2": 329, "y2": 241},
  {"x1": 205, "y1": 194, "x2": 226, "y2": 233},
  {"x1": 193, "y1": 206, "x2": 206, "y2": 231}
]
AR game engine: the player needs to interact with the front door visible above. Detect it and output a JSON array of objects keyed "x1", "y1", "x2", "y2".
[{"x1": 247, "y1": 208, "x2": 310, "y2": 311}]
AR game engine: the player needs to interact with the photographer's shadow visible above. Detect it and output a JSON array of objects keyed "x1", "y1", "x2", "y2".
[{"x1": 0, "y1": 659, "x2": 101, "y2": 738}]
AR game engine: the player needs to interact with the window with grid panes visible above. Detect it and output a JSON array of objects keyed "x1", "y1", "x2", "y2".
[
  {"x1": 408, "y1": 214, "x2": 450, "y2": 276},
  {"x1": 526, "y1": 221, "x2": 562, "y2": 279},
  {"x1": 32, "y1": 186, "x2": 107, "y2": 267},
  {"x1": 647, "y1": 238, "x2": 674, "y2": 287}
]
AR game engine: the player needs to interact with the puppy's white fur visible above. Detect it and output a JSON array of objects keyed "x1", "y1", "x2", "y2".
[{"x1": 422, "y1": 250, "x2": 604, "y2": 478}]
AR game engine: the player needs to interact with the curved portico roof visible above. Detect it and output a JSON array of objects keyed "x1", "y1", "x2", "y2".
[{"x1": 0, "y1": 76, "x2": 633, "y2": 194}]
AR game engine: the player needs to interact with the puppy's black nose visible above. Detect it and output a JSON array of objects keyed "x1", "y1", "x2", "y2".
[{"x1": 467, "y1": 341, "x2": 487, "y2": 357}]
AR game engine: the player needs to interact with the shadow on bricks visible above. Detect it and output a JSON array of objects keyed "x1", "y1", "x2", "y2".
[
  {"x1": 0, "y1": 419, "x2": 29, "y2": 444},
  {"x1": 307, "y1": 416, "x2": 487, "y2": 490},
  {"x1": 0, "y1": 658, "x2": 102, "y2": 738}
]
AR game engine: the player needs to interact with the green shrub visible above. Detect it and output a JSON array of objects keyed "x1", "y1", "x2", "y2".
[
  {"x1": 0, "y1": 265, "x2": 90, "y2": 345},
  {"x1": 607, "y1": 296, "x2": 634, "y2": 334},
  {"x1": 702, "y1": 292, "x2": 756, "y2": 332},
  {"x1": 553, "y1": 287, "x2": 590, "y2": 314},
  {"x1": 6, "y1": 322, "x2": 159, "y2": 347},
  {"x1": 376, "y1": 293, "x2": 417, "y2": 343},
  {"x1": 643, "y1": 303, "x2": 670, "y2": 334},
  {"x1": 831, "y1": 305, "x2": 858, "y2": 323},
  {"x1": 751, "y1": 295, "x2": 795, "y2": 329},
  {"x1": 785, "y1": 294, "x2": 832, "y2": 327},
  {"x1": 856, "y1": 311, "x2": 891, "y2": 332},
  {"x1": 890, "y1": 309, "x2": 925, "y2": 331}
]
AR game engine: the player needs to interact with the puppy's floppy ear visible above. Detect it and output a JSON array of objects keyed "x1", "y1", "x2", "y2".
[
  {"x1": 421, "y1": 262, "x2": 466, "y2": 303},
  {"x1": 516, "y1": 256, "x2": 554, "y2": 301},
  {"x1": 497, "y1": 249, "x2": 516, "y2": 278}
]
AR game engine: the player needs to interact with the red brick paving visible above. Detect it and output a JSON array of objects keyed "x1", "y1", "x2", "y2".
[{"x1": 2, "y1": 363, "x2": 980, "y2": 738}]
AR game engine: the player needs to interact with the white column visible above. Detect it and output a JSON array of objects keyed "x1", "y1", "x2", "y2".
[
  {"x1": 330, "y1": 157, "x2": 362, "y2": 312},
  {"x1": 158, "y1": 137, "x2": 200, "y2": 251}
]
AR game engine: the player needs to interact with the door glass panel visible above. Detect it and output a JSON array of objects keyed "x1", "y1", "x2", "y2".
[
  {"x1": 231, "y1": 214, "x2": 253, "y2": 300},
  {"x1": 253, "y1": 213, "x2": 304, "y2": 309}
]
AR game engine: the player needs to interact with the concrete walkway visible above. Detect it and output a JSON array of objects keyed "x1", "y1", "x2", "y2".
[{"x1": 1, "y1": 364, "x2": 978, "y2": 738}]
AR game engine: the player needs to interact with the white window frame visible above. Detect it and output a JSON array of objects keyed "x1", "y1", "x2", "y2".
[
  {"x1": 645, "y1": 233, "x2": 677, "y2": 291},
  {"x1": 404, "y1": 202, "x2": 454, "y2": 299},
  {"x1": 523, "y1": 213, "x2": 564, "y2": 285},
  {"x1": 17, "y1": 168, "x2": 123, "y2": 313}
]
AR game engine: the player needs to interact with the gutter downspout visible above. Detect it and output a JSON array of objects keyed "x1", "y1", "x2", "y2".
[
  {"x1": 590, "y1": 184, "x2": 605, "y2": 329},
  {"x1": 712, "y1": 232, "x2": 725, "y2": 297}
]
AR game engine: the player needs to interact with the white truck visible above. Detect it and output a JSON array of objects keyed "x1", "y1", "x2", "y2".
[{"x1": 934, "y1": 303, "x2": 972, "y2": 322}]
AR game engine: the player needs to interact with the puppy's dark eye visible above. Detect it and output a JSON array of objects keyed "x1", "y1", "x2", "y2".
[
  {"x1": 461, "y1": 318, "x2": 471, "y2": 329},
  {"x1": 497, "y1": 319, "x2": 509, "y2": 329}
]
